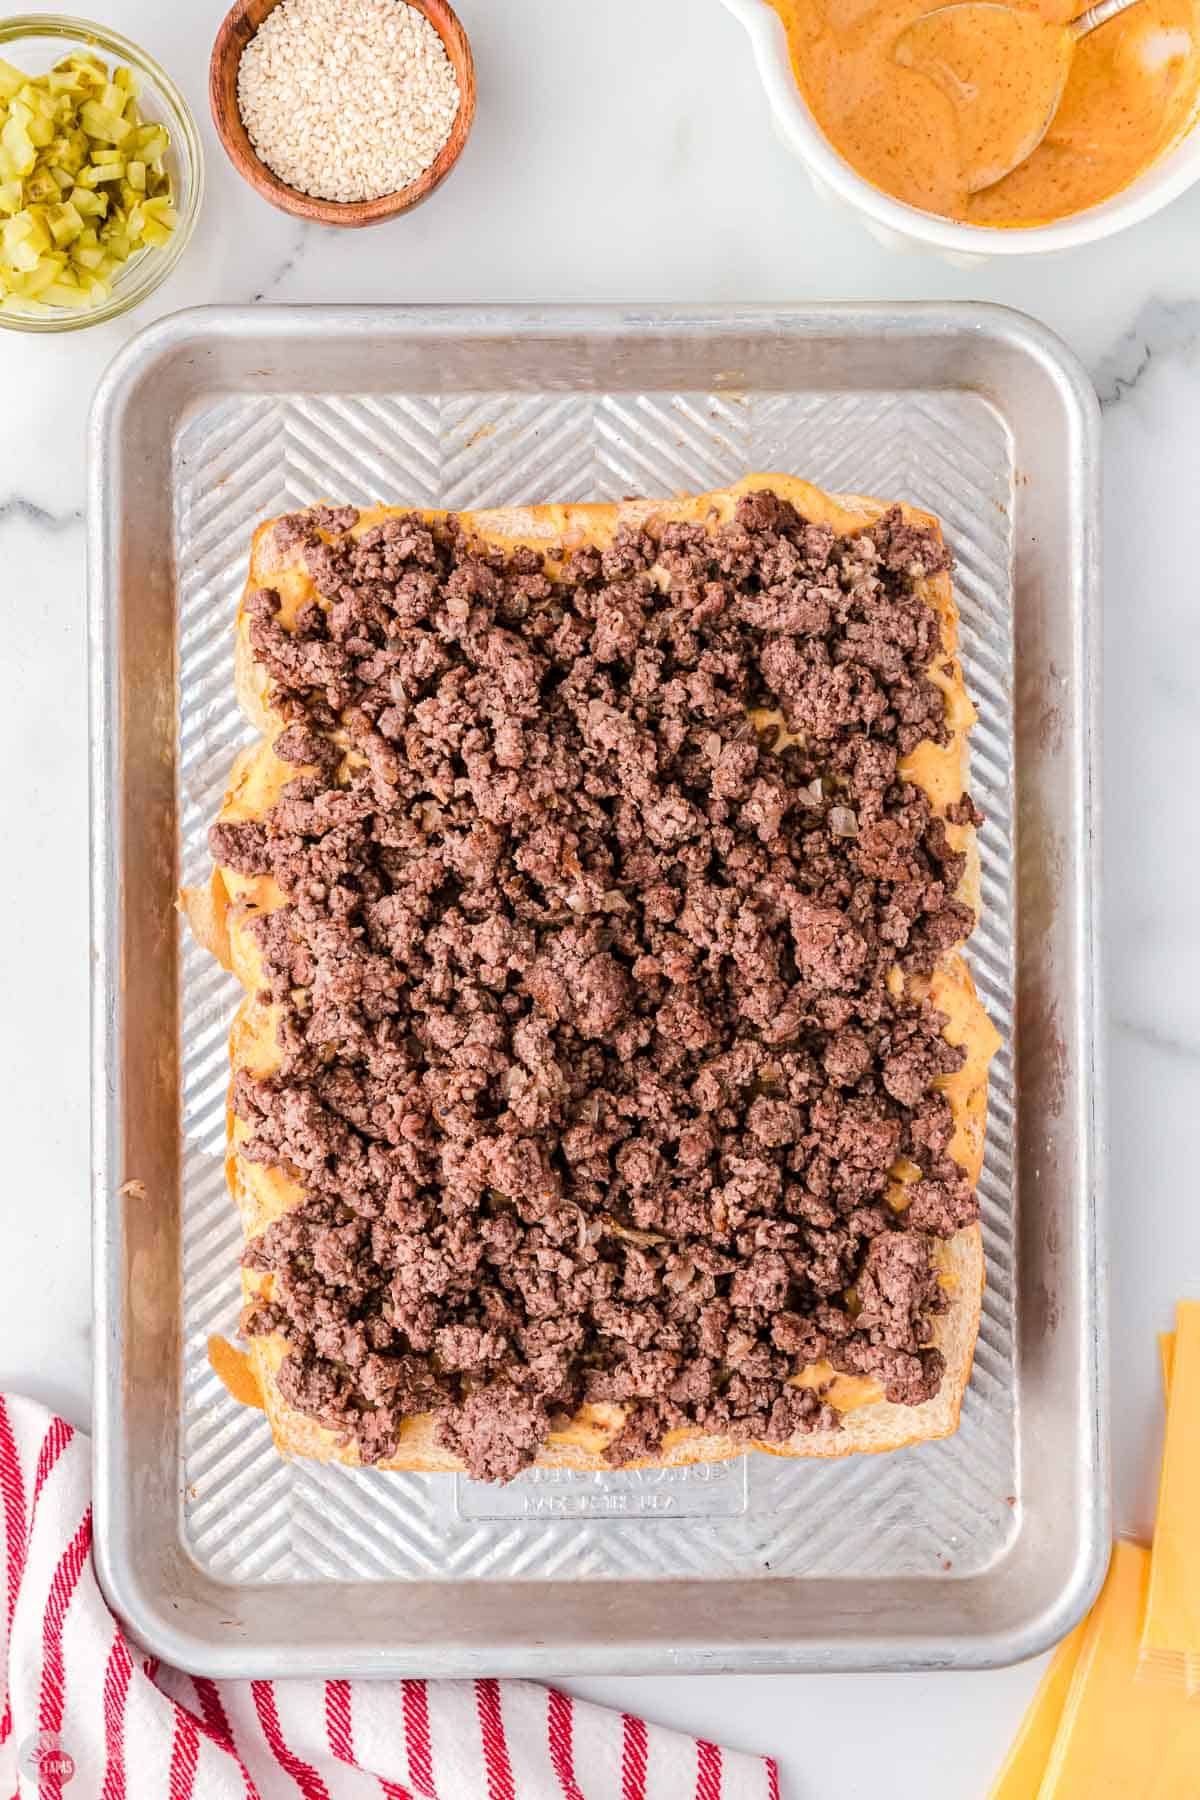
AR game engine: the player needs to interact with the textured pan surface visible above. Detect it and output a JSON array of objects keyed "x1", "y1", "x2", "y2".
[
  {"x1": 90, "y1": 305, "x2": 1105, "y2": 1675},
  {"x1": 176, "y1": 390, "x2": 1015, "y2": 1583}
]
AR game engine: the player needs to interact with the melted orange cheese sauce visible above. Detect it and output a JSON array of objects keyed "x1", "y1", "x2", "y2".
[
  {"x1": 208, "y1": 1334, "x2": 265, "y2": 1411},
  {"x1": 769, "y1": 0, "x2": 1200, "y2": 224}
]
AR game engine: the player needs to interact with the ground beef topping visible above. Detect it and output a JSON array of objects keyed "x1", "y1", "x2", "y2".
[{"x1": 216, "y1": 493, "x2": 981, "y2": 1482}]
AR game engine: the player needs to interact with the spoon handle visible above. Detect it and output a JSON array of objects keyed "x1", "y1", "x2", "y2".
[{"x1": 1070, "y1": 0, "x2": 1141, "y2": 38}]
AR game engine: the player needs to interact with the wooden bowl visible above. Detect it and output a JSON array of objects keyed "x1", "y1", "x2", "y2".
[{"x1": 209, "y1": 0, "x2": 476, "y2": 227}]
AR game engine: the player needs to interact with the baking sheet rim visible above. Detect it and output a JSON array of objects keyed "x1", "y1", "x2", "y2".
[{"x1": 88, "y1": 301, "x2": 1108, "y2": 1676}]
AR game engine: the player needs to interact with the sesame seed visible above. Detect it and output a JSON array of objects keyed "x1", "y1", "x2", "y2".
[{"x1": 237, "y1": 0, "x2": 461, "y2": 204}]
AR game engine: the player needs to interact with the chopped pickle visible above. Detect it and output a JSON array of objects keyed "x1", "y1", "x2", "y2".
[
  {"x1": 0, "y1": 49, "x2": 174, "y2": 311},
  {"x1": 79, "y1": 100, "x2": 131, "y2": 144},
  {"x1": 41, "y1": 278, "x2": 90, "y2": 306},
  {"x1": 1, "y1": 117, "x2": 36, "y2": 178},
  {"x1": 24, "y1": 168, "x2": 58, "y2": 203},
  {"x1": 47, "y1": 199, "x2": 83, "y2": 245},
  {"x1": 134, "y1": 123, "x2": 167, "y2": 162},
  {"x1": 21, "y1": 255, "x2": 66, "y2": 296},
  {"x1": 69, "y1": 185, "x2": 107, "y2": 218}
]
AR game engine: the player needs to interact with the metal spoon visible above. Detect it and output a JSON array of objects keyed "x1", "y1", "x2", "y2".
[{"x1": 894, "y1": 0, "x2": 1145, "y2": 192}]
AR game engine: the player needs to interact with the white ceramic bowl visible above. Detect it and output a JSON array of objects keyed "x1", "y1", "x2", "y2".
[{"x1": 721, "y1": 0, "x2": 1200, "y2": 260}]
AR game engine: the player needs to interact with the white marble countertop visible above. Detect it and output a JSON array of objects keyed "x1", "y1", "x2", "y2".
[{"x1": 3, "y1": 0, "x2": 1199, "y2": 1791}]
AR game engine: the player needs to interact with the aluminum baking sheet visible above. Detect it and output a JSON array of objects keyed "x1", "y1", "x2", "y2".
[{"x1": 90, "y1": 304, "x2": 1107, "y2": 1676}]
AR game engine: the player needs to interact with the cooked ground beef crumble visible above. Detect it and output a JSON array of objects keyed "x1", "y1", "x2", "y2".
[{"x1": 211, "y1": 490, "x2": 983, "y2": 1482}]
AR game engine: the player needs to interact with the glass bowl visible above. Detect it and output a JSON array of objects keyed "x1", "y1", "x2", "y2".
[{"x1": 0, "y1": 14, "x2": 203, "y2": 331}]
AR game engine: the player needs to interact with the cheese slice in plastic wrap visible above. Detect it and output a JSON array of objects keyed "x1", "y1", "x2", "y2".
[
  {"x1": 1040, "y1": 1540, "x2": 1200, "y2": 1796},
  {"x1": 1158, "y1": 1330, "x2": 1175, "y2": 1400},
  {"x1": 992, "y1": 1316, "x2": 1200, "y2": 1794},
  {"x1": 1140, "y1": 1302, "x2": 1200, "y2": 1695},
  {"x1": 986, "y1": 1615, "x2": 1089, "y2": 1798}
]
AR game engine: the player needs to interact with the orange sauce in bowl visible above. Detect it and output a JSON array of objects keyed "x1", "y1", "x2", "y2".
[{"x1": 768, "y1": 0, "x2": 1200, "y2": 224}]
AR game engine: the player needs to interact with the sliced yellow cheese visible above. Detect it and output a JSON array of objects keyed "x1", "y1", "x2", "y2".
[
  {"x1": 1140, "y1": 1302, "x2": 1200, "y2": 1695},
  {"x1": 993, "y1": 1315, "x2": 1200, "y2": 1796},
  {"x1": 1040, "y1": 1540, "x2": 1200, "y2": 1796},
  {"x1": 986, "y1": 1614, "x2": 1089, "y2": 1798},
  {"x1": 1158, "y1": 1330, "x2": 1175, "y2": 1402}
]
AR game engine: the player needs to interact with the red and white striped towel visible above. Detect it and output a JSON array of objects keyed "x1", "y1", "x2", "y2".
[{"x1": 0, "y1": 1397, "x2": 779, "y2": 1799}]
